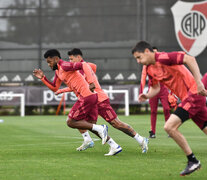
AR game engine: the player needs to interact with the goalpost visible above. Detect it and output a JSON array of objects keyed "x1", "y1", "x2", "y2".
[
  {"x1": 103, "y1": 89, "x2": 129, "y2": 116},
  {"x1": 0, "y1": 93, "x2": 25, "y2": 117}
]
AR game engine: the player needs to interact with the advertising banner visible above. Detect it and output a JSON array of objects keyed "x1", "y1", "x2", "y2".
[{"x1": 0, "y1": 85, "x2": 145, "y2": 106}]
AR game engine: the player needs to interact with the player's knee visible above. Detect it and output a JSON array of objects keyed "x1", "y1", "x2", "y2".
[
  {"x1": 203, "y1": 126, "x2": 207, "y2": 135},
  {"x1": 164, "y1": 123, "x2": 171, "y2": 133},
  {"x1": 164, "y1": 122, "x2": 176, "y2": 134},
  {"x1": 66, "y1": 117, "x2": 73, "y2": 128}
]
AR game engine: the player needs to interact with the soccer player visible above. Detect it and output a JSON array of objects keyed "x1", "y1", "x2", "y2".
[
  {"x1": 56, "y1": 48, "x2": 149, "y2": 155},
  {"x1": 139, "y1": 47, "x2": 171, "y2": 138},
  {"x1": 33, "y1": 49, "x2": 109, "y2": 148},
  {"x1": 132, "y1": 41, "x2": 207, "y2": 176}
]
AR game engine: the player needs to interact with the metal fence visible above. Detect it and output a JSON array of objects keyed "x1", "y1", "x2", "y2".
[{"x1": 0, "y1": 0, "x2": 206, "y2": 84}]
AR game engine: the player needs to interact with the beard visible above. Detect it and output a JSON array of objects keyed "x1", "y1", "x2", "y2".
[{"x1": 52, "y1": 63, "x2": 58, "y2": 71}]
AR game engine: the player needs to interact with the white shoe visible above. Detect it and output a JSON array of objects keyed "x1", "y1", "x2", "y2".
[
  {"x1": 104, "y1": 146, "x2": 122, "y2": 156},
  {"x1": 141, "y1": 137, "x2": 149, "y2": 153},
  {"x1": 98, "y1": 125, "x2": 108, "y2": 144},
  {"x1": 76, "y1": 141, "x2": 94, "y2": 151}
]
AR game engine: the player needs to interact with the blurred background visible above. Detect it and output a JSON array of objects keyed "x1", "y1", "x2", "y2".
[{"x1": 0, "y1": 0, "x2": 206, "y2": 115}]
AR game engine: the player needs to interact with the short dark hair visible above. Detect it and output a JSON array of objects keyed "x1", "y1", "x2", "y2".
[
  {"x1": 132, "y1": 41, "x2": 153, "y2": 54},
  {"x1": 152, "y1": 46, "x2": 158, "y2": 50},
  {"x1": 68, "y1": 48, "x2": 83, "y2": 56},
  {"x1": 44, "y1": 49, "x2": 61, "y2": 58}
]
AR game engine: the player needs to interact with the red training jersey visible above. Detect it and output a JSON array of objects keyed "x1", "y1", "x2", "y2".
[
  {"x1": 41, "y1": 59, "x2": 95, "y2": 99},
  {"x1": 57, "y1": 60, "x2": 109, "y2": 103},
  {"x1": 147, "y1": 52, "x2": 197, "y2": 101}
]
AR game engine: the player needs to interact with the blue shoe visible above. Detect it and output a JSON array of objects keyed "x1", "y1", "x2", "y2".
[
  {"x1": 104, "y1": 145, "x2": 122, "y2": 156},
  {"x1": 141, "y1": 137, "x2": 149, "y2": 153},
  {"x1": 76, "y1": 141, "x2": 94, "y2": 151}
]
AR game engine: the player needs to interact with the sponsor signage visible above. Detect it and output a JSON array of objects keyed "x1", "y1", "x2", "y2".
[{"x1": 0, "y1": 85, "x2": 141, "y2": 106}]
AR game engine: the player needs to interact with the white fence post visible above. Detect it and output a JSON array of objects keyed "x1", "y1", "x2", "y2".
[
  {"x1": 104, "y1": 89, "x2": 129, "y2": 116},
  {"x1": 0, "y1": 93, "x2": 25, "y2": 117}
]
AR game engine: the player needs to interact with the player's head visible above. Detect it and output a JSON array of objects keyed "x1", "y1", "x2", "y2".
[
  {"x1": 152, "y1": 46, "x2": 158, "y2": 52},
  {"x1": 132, "y1": 41, "x2": 154, "y2": 65},
  {"x1": 68, "y1": 48, "x2": 83, "y2": 62},
  {"x1": 44, "y1": 49, "x2": 61, "y2": 71}
]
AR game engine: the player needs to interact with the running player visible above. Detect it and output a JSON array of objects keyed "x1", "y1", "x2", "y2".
[
  {"x1": 132, "y1": 41, "x2": 207, "y2": 176},
  {"x1": 56, "y1": 48, "x2": 149, "y2": 155},
  {"x1": 139, "y1": 47, "x2": 170, "y2": 138},
  {"x1": 33, "y1": 49, "x2": 109, "y2": 149}
]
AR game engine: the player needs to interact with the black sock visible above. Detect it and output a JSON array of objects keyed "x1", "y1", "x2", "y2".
[{"x1": 187, "y1": 153, "x2": 199, "y2": 163}]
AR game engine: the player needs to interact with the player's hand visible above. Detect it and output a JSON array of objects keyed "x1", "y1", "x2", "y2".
[
  {"x1": 55, "y1": 90, "x2": 62, "y2": 95},
  {"x1": 197, "y1": 82, "x2": 207, "y2": 96},
  {"x1": 33, "y1": 69, "x2": 44, "y2": 79},
  {"x1": 198, "y1": 88, "x2": 207, "y2": 96},
  {"x1": 89, "y1": 83, "x2": 95, "y2": 92},
  {"x1": 138, "y1": 93, "x2": 148, "y2": 102}
]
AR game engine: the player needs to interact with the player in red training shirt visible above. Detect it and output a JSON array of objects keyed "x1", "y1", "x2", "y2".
[
  {"x1": 139, "y1": 47, "x2": 170, "y2": 138},
  {"x1": 33, "y1": 49, "x2": 109, "y2": 148},
  {"x1": 56, "y1": 48, "x2": 149, "y2": 155},
  {"x1": 132, "y1": 41, "x2": 207, "y2": 176}
]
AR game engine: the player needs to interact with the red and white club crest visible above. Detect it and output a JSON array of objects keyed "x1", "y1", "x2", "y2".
[{"x1": 171, "y1": 0, "x2": 207, "y2": 57}]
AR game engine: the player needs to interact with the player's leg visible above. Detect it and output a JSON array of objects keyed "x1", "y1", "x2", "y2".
[
  {"x1": 89, "y1": 127, "x2": 122, "y2": 156},
  {"x1": 179, "y1": 110, "x2": 207, "y2": 176},
  {"x1": 149, "y1": 96, "x2": 158, "y2": 138},
  {"x1": 67, "y1": 118, "x2": 94, "y2": 129},
  {"x1": 76, "y1": 129, "x2": 94, "y2": 151},
  {"x1": 109, "y1": 117, "x2": 149, "y2": 153},
  {"x1": 164, "y1": 113, "x2": 192, "y2": 154},
  {"x1": 67, "y1": 94, "x2": 108, "y2": 144},
  {"x1": 203, "y1": 126, "x2": 207, "y2": 134},
  {"x1": 67, "y1": 118, "x2": 108, "y2": 145},
  {"x1": 192, "y1": 106, "x2": 207, "y2": 135},
  {"x1": 86, "y1": 118, "x2": 122, "y2": 156},
  {"x1": 164, "y1": 108, "x2": 201, "y2": 176},
  {"x1": 98, "y1": 99, "x2": 148, "y2": 153},
  {"x1": 88, "y1": 107, "x2": 122, "y2": 156},
  {"x1": 160, "y1": 94, "x2": 171, "y2": 122}
]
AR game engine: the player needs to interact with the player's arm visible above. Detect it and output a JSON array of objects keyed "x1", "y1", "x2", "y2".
[
  {"x1": 183, "y1": 54, "x2": 207, "y2": 96},
  {"x1": 157, "y1": 52, "x2": 207, "y2": 96},
  {"x1": 139, "y1": 65, "x2": 147, "y2": 94},
  {"x1": 61, "y1": 61, "x2": 96, "y2": 92},
  {"x1": 82, "y1": 62, "x2": 96, "y2": 92},
  {"x1": 138, "y1": 82, "x2": 160, "y2": 102},
  {"x1": 41, "y1": 74, "x2": 62, "y2": 92},
  {"x1": 55, "y1": 87, "x2": 72, "y2": 95},
  {"x1": 88, "y1": 62, "x2": 97, "y2": 73},
  {"x1": 33, "y1": 69, "x2": 62, "y2": 92},
  {"x1": 60, "y1": 61, "x2": 83, "y2": 71}
]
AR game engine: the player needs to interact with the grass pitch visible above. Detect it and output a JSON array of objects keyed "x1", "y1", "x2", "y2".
[{"x1": 0, "y1": 114, "x2": 206, "y2": 180}]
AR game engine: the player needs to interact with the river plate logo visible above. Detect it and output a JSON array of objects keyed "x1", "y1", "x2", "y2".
[{"x1": 171, "y1": 0, "x2": 207, "y2": 57}]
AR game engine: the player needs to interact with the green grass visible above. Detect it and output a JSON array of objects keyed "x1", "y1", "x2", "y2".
[{"x1": 0, "y1": 115, "x2": 206, "y2": 180}]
